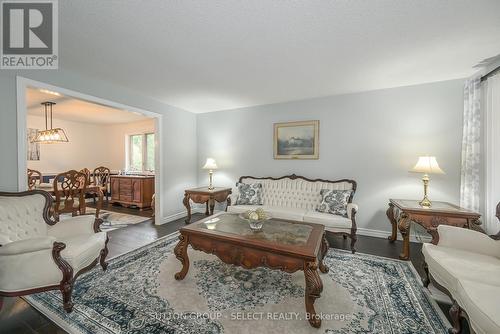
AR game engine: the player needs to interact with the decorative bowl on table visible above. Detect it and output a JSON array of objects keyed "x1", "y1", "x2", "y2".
[{"x1": 238, "y1": 208, "x2": 271, "y2": 231}]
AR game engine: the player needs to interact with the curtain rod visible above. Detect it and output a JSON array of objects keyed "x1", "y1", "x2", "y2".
[{"x1": 481, "y1": 64, "x2": 500, "y2": 82}]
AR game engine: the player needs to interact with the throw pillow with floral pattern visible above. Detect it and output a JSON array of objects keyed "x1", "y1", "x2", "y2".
[
  {"x1": 235, "y1": 183, "x2": 263, "y2": 205},
  {"x1": 316, "y1": 189, "x2": 352, "y2": 216}
]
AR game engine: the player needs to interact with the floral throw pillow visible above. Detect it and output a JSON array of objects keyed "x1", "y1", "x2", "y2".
[
  {"x1": 235, "y1": 183, "x2": 263, "y2": 205},
  {"x1": 316, "y1": 189, "x2": 352, "y2": 217}
]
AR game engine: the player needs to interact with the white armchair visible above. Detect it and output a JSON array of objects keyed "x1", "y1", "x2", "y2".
[
  {"x1": 0, "y1": 190, "x2": 109, "y2": 313},
  {"x1": 422, "y1": 225, "x2": 500, "y2": 334}
]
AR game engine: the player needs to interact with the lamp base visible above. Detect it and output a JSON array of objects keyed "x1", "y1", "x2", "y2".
[
  {"x1": 419, "y1": 196, "x2": 432, "y2": 208},
  {"x1": 207, "y1": 170, "x2": 214, "y2": 191}
]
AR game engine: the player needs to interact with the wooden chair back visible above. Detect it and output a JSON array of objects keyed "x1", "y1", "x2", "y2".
[
  {"x1": 53, "y1": 170, "x2": 87, "y2": 219},
  {"x1": 80, "y1": 168, "x2": 91, "y2": 185},
  {"x1": 27, "y1": 168, "x2": 42, "y2": 190},
  {"x1": 93, "y1": 166, "x2": 110, "y2": 188}
]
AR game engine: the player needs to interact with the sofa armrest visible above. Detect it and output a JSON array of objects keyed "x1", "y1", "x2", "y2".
[
  {"x1": 47, "y1": 214, "x2": 97, "y2": 238},
  {"x1": 347, "y1": 203, "x2": 358, "y2": 219},
  {"x1": 437, "y1": 225, "x2": 500, "y2": 257},
  {"x1": 0, "y1": 236, "x2": 56, "y2": 255}
]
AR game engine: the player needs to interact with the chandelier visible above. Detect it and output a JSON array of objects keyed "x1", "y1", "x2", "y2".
[{"x1": 31, "y1": 101, "x2": 69, "y2": 144}]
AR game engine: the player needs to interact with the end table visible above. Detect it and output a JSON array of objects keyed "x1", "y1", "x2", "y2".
[
  {"x1": 386, "y1": 199, "x2": 482, "y2": 260},
  {"x1": 183, "y1": 187, "x2": 232, "y2": 224}
]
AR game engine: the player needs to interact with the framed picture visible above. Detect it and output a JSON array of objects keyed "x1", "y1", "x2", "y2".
[
  {"x1": 274, "y1": 120, "x2": 319, "y2": 159},
  {"x1": 27, "y1": 128, "x2": 40, "y2": 161}
]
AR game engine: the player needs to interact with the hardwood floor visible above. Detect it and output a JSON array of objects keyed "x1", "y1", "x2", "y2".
[{"x1": 0, "y1": 213, "x2": 463, "y2": 333}]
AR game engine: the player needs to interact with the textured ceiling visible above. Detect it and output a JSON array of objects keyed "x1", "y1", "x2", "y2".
[
  {"x1": 59, "y1": 0, "x2": 500, "y2": 113},
  {"x1": 27, "y1": 88, "x2": 151, "y2": 124}
]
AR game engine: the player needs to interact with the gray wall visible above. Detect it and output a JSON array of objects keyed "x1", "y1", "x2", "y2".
[
  {"x1": 197, "y1": 79, "x2": 464, "y2": 235},
  {"x1": 0, "y1": 70, "x2": 197, "y2": 220}
]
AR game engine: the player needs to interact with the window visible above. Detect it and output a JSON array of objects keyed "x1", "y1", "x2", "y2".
[{"x1": 128, "y1": 133, "x2": 155, "y2": 171}]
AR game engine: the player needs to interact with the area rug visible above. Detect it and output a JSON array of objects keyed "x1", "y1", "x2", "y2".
[
  {"x1": 61, "y1": 209, "x2": 150, "y2": 232},
  {"x1": 24, "y1": 233, "x2": 450, "y2": 334}
]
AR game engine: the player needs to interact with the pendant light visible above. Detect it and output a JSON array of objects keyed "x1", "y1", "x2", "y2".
[{"x1": 31, "y1": 101, "x2": 69, "y2": 143}]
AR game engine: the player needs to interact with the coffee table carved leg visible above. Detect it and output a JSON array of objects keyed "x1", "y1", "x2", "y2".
[
  {"x1": 319, "y1": 234, "x2": 329, "y2": 274},
  {"x1": 387, "y1": 203, "x2": 397, "y2": 242},
  {"x1": 183, "y1": 194, "x2": 191, "y2": 224},
  {"x1": 304, "y1": 261, "x2": 323, "y2": 328},
  {"x1": 174, "y1": 234, "x2": 190, "y2": 280},
  {"x1": 398, "y1": 214, "x2": 411, "y2": 260}
]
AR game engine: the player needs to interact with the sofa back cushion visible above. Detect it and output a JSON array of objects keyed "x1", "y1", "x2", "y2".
[
  {"x1": 0, "y1": 193, "x2": 49, "y2": 244},
  {"x1": 239, "y1": 175, "x2": 355, "y2": 211}
]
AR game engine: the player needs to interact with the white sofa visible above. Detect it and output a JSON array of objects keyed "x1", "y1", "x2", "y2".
[
  {"x1": 227, "y1": 174, "x2": 358, "y2": 252},
  {"x1": 422, "y1": 225, "x2": 500, "y2": 334},
  {"x1": 0, "y1": 190, "x2": 109, "y2": 313}
]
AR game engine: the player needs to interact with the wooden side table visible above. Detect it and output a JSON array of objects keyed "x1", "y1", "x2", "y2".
[
  {"x1": 183, "y1": 187, "x2": 232, "y2": 224},
  {"x1": 386, "y1": 199, "x2": 482, "y2": 260}
]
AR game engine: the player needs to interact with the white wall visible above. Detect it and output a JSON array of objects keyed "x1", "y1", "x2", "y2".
[
  {"x1": 0, "y1": 70, "x2": 197, "y2": 223},
  {"x1": 196, "y1": 79, "x2": 464, "y2": 236},
  {"x1": 26, "y1": 115, "x2": 155, "y2": 174}
]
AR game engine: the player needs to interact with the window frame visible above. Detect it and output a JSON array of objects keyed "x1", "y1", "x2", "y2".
[{"x1": 127, "y1": 132, "x2": 155, "y2": 172}]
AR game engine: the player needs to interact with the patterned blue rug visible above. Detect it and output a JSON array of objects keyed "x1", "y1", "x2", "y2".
[{"x1": 25, "y1": 232, "x2": 449, "y2": 333}]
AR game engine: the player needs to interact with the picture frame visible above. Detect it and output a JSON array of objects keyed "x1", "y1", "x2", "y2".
[{"x1": 273, "y1": 120, "x2": 319, "y2": 159}]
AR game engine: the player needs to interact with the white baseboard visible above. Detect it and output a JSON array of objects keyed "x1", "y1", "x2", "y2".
[
  {"x1": 158, "y1": 211, "x2": 186, "y2": 225},
  {"x1": 355, "y1": 227, "x2": 430, "y2": 243},
  {"x1": 157, "y1": 208, "x2": 205, "y2": 225}
]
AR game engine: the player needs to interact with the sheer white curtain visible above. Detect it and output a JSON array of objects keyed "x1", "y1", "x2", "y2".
[
  {"x1": 460, "y1": 77, "x2": 481, "y2": 212},
  {"x1": 484, "y1": 73, "x2": 500, "y2": 234}
]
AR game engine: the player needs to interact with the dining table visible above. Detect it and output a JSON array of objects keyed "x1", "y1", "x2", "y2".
[{"x1": 34, "y1": 182, "x2": 104, "y2": 217}]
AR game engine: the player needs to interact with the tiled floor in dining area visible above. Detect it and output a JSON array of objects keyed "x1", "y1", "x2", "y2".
[{"x1": 0, "y1": 213, "x2": 464, "y2": 334}]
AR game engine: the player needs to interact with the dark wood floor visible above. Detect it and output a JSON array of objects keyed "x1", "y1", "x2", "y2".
[{"x1": 0, "y1": 211, "x2": 462, "y2": 333}]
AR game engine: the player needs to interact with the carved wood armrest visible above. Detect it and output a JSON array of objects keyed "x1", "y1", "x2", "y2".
[{"x1": 93, "y1": 217, "x2": 104, "y2": 233}]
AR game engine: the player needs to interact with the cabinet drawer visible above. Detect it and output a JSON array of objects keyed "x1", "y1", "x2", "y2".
[
  {"x1": 120, "y1": 194, "x2": 132, "y2": 202},
  {"x1": 119, "y1": 179, "x2": 132, "y2": 189}
]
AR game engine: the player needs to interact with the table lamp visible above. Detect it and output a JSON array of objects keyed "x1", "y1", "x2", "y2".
[
  {"x1": 410, "y1": 156, "x2": 445, "y2": 208},
  {"x1": 202, "y1": 158, "x2": 218, "y2": 190}
]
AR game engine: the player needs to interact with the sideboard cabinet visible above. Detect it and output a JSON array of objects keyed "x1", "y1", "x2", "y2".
[{"x1": 110, "y1": 175, "x2": 154, "y2": 210}]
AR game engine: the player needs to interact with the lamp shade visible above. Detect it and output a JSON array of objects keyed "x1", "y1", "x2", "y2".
[
  {"x1": 202, "y1": 158, "x2": 218, "y2": 170},
  {"x1": 411, "y1": 156, "x2": 445, "y2": 174}
]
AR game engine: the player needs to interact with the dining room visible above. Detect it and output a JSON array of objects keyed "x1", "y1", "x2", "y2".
[{"x1": 25, "y1": 86, "x2": 157, "y2": 232}]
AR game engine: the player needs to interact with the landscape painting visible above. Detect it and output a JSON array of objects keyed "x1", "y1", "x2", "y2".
[
  {"x1": 27, "y1": 128, "x2": 40, "y2": 161},
  {"x1": 274, "y1": 120, "x2": 319, "y2": 159}
]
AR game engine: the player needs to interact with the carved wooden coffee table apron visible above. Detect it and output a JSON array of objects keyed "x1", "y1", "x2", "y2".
[{"x1": 173, "y1": 212, "x2": 329, "y2": 328}]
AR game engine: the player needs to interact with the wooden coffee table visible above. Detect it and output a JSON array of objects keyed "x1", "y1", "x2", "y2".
[{"x1": 173, "y1": 212, "x2": 329, "y2": 328}]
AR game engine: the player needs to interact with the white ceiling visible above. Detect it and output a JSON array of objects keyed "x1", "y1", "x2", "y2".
[
  {"x1": 59, "y1": 1, "x2": 500, "y2": 113},
  {"x1": 26, "y1": 88, "x2": 151, "y2": 124}
]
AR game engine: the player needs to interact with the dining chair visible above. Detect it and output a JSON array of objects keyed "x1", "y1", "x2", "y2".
[
  {"x1": 80, "y1": 168, "x2": 91, "y2": 185},
  {"x1": 53, "y1": 170, "x2": 88, "y2": 221},
  {"x1": 93, "y1": 166, "x2": 111, "y2": 203},
  {"x1": 27, "y1": 168, "x2": 42, "y2": 190}
]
